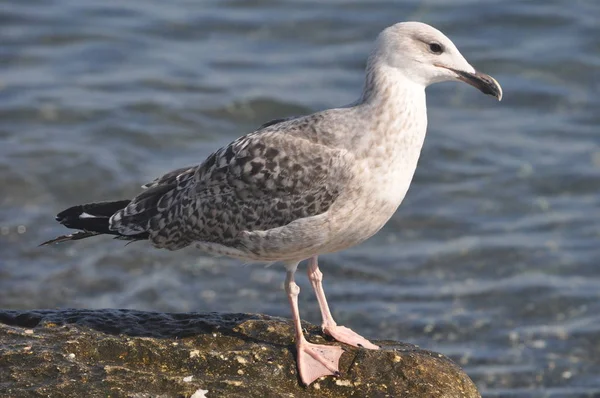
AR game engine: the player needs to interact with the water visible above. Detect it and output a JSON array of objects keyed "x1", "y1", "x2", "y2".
[{"x1": 1, "y1": 1, "x2": 599, "y2": 396}]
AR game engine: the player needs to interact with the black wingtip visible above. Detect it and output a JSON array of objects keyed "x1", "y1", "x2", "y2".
[
  {"x1": 39, "y1": 231, "x2": 100, "y2": 246},
  {"x1": 39, "y1": 235, "x2": 69, "y2": 246}
]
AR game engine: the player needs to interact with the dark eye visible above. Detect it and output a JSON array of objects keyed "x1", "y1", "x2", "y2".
[{"x1": 429, "y1": 42, "x2": 443, "y2": 54}]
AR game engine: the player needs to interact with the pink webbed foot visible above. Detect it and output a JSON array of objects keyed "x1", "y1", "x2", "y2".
[
  {"x1": 324, "y1": 325, "x2": 380, "y2": 350},
  {"x1": 296, "y1": 340, "x2": 344, "y2": 386}
]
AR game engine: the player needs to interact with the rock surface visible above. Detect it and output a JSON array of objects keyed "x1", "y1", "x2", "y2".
[{"x1": 0, "y1": 309, "x2": 480, "y2": 398}]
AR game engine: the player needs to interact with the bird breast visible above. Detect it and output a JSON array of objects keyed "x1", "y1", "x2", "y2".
[{"x1": 323, "y1": 121, "x2": 427, "y2": 253}]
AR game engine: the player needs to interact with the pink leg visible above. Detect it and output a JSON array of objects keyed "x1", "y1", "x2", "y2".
[
  {"x1": 285, "y1": 262, "x2": 343, "y2": 386},
  {"x1": 307, "y1": 256, "x2": 379, "y2": 350}
]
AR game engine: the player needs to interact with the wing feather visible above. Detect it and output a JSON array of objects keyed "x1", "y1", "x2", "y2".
[{"x1": 110, "y1": 116, "x2": 353, "y2": 250}]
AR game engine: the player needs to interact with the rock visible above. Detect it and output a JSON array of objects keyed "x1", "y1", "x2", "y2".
[{"x1": 0, "y1": 309, "x2": 480, "y2": 398}]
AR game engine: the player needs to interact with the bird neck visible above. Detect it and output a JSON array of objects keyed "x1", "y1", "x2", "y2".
[
  {"x1": 353, "y1": 62, "x2": 428, "y2": 162},
  {"x1": 359, "y1": 62, "x2": 426, "y2": 115},
  {"x1": 344, "y1": 63, "x2": 429, "y2": 211}
]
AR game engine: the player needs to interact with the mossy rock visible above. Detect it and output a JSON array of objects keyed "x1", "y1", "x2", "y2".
[{"x1": 0, "y1": 309, "x2": 480, "y2": 398}]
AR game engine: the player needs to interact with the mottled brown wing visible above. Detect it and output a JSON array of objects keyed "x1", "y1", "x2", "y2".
[{"x1": 109, "y1": 120, "x2": 352, "y2": 250}]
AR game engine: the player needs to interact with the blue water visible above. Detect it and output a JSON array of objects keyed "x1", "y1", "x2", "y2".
[{"x1": 1, "y1": 1, "x2": 599, "y2": 396}]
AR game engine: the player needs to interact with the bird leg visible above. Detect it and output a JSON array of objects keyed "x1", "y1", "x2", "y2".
[
  {"x1": 285, "y1": 263, "x2": 343, "y2": 385},
  {"x1": 307, "y1": 256, "x2": 379, "y2": 350}
]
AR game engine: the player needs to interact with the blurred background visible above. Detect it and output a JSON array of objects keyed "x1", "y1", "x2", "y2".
[{"x1": 1, "y1": 0, "x2": 599, "y2": 396}]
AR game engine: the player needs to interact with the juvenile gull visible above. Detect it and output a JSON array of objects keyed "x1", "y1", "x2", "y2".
[{"x1": 42, "y1": 22, "x2": 502, "y2": 385}]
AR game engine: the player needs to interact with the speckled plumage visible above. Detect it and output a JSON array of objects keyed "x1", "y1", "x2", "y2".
[
  {"x1": 43, "y1": 72, "x2": 430, "y2": 261},
  {"x1": 110, "y1": 117, "x2": 354, "y2": 255}
]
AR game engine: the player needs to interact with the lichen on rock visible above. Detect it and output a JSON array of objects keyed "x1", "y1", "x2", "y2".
[{"x1": 0, "y1": 309, "x2": 480, "y2": 398}]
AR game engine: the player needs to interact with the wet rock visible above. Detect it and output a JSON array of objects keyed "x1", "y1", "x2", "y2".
[{"x1": 0, "y1": 309, "x2": 480, "y2": 397}]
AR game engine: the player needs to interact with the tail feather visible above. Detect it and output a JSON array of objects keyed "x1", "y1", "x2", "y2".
[{"x1": 41, "y1": 200, "x2": 149, "y2": 246}]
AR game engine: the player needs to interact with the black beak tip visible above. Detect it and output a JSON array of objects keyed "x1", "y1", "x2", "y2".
[
  {"x1": 449, "y1": 67, "x2": 503, "y2": 101},
  {"x1": 480, "y1": 74, "x2": 503, "y2": 101}
]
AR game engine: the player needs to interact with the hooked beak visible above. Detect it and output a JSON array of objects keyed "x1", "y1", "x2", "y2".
[{"x1": 438, "y1": 66, "x2": 503, "y2": 101}]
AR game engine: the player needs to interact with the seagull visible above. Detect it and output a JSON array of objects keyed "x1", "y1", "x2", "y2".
[{"x1": 42, "y1": 21, "x2": 502, "y2": 385}]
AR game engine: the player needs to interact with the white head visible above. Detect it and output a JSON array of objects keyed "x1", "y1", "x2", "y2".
[{"x1": 369, "y1": 21, "x2": 502, "y2": 100}]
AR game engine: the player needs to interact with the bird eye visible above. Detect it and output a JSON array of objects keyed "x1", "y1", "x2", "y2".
[{"x1": 429, "y1": 42, "x2": 443, "y2": 54}]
